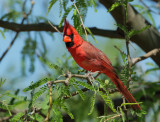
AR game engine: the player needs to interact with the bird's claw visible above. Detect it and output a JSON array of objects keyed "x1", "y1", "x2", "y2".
[{"x1": 85, "y1": 71, "x2": 100, "y2": 81}]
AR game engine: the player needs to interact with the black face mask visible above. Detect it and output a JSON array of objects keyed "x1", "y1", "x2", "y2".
[{"x1": 65, "y1": 34, "x2": 74, "y2": 47}]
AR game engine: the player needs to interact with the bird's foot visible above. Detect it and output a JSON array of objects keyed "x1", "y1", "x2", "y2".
[{"x1": 85, "y1": 71, "x2": 100, "y2": 81}]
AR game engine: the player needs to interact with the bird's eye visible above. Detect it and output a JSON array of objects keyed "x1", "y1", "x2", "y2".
[{"x1": 68, "y1": 34, "x2": 73, "y2": 39}]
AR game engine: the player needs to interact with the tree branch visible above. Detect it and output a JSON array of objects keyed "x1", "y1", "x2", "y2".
[
  {"x1": 131, "y1": 48, "x2": 160, "y2": 66},
  {"x1": 0, "y1": 0, "x2": 35, "y2": 63},
  {"x1": 45, "y1": 81, "x2": 53, "y2": 122},
  {"x1": 49, "y1": 71, "x2": 119, "y2": 100},
  {"x1": 0, "y1": 20, "x2": 122, "y2": 39},
  {"x1": 99, "y1": 0, "x2": 160, "y2": 67},
  {"x1": 0, "y1": 108, "x2": 45, "y2": 122}
]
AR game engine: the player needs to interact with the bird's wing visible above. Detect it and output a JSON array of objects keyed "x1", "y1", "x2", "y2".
[{"x1": 82, "y1": 41, "x2": 115, "y2": 72}]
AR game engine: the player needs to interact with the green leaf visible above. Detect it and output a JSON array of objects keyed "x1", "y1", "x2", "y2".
[
  {"x1": 88, "y1": 91, "x2": 96, "y2": 115},
  {"x1": 90, "y1": 0, "x2": 97, "y2": 12},
  {"x1": 146, "y1": 62, "x2": 154, "y2": 66},
  {"x1": 62, "y1": 85, "x2": 71, "y2": 97},
  {"x1": 21, "y1": 38, "x2": 37, "y2": 74},
  {"x1": 98, "y1": 91, "x2": 116, "y2": 112},
  {"x1": 0, "y1": 91, "x2": 10, "y2": 98},
  {"x1": 52, "y1": 107, "x2": 63, "y2": 122},
  {"x1": 120, "y1": 51, "x2": 127, "y2": 63},
  {"x1": 59, "y1": 5, "x2": 74, "y2": 27},
  {"x1": 11, "y1": 112, "x2": 24, "y2": 121},
  {"x1": 0, "y1": 78, "x2": 6, "y2": 88},
  {"x1": 9, "y1": 101, "x2": 28, "y2": 110},
  {"x1": 74, "y1": 80, "x2": 95, "y2": 91},
  {"x1": 147, "y1": 11, "x2": 155, "y2": 27},
  {"x1": 72, "y1": 84, "x2": 85, "y2": 100},
  {"x1": 128, "y1": 25, "x2": 151, "y2": 38},
  {"x1": 23, "y1": 78, "x2": 51, "y2": 92},
  {"x1": 48, "y1": 63, "x2": 60, "y2": 70},
  {"x1": 145, "y1": 68, "x2": 160, "y2": 74},
  {"x1": 132, "y1": 4, "x2": 144, "y2": 9},
  {"x1": 32, "y1": 86, "x2": 47, "y2": 103},
  {"x1": 72, "y1": 9, "x2": 84, "y2": 37},
  {"x1": 1, "y1": 10, "x2": 20, "y2": 21},
  {"x1": 115, "y1": 24, "x2": 128, "y2": 34},
  {"x1": 85, "y1": 27, "x2": 97, "y2": 43},
  {"x1": 107, "y1": 1, "x2": 125, "y2": 12},
  {"x1": 0, "y1": 29, "x2": 5, "y2": 39},
  {"x1": 120, "y1": 107, "x2": 125, "y2": 122},
  {"x1": 47, "y1": 0, "x2": 58, "y2": 15},
  {"x1": 6, "y1": 93, "x2": 25, "y2": 101},
  {"x1": 62, "y1": 104, "x2": 74, "y2": 119},
  {"x1": 136, "y1": 111, "x2": 144, "y2": 117},
  {"x1": 0, "y1": 101, "x2": 12, "y2": 116},
  {"x1": 96, "y1": 79, "x2": 108, "y2": 92},
  {"x1": 121, "y1": 102, "x2": 142, "y2": 107}
]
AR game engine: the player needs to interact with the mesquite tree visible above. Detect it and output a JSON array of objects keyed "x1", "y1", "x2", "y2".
[{"x1": 0, "y1": 0, "x2": 160, "y2": 121}]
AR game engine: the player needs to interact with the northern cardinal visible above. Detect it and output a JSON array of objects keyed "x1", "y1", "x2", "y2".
[{"x1": 63, "y1": 19, "x2": 141, "y2": 110}]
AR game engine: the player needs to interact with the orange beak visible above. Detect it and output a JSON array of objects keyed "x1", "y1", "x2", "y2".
[{"x1": 63, "y1": 35, "x2": 72, "y2": 43}]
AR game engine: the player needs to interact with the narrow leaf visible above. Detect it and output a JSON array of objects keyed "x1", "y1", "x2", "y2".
[
  {"x1": 128, "y1": 25, "x2": 151, "y2": 38},
  {"x1": 11, "y1": 112, "x2": 24, "y2": 121},
  {"x1": 147, "y1": 11, "x2": 155, "y2": 27},
  {"x1": 62, "y1": 104, "x2": 74, "y2": 119},
  {"x1": 47, "y1": 0, "x2": 58, "y2": 15},
  {"x1": 85, "y1": 27, "x2": 97, "y2": 43},
  {"x1": 88, "y1": 91, "x2": 96, "y2": 115},
  {"x1": 23, "y1": 78, "x2": 51, "y2": 92},
  {"x1": 0, "y1": 30, "x2": 5, "y2": 39},
  {"x1": 115, "y1": 24, "x2": 128, "y2": 34},
  {"x1": 32, "y1": 86, "x2": 47, "y2": 103},
  {"x1": 121, "y1": 102, "x2": 142, "y2": 107},
  {"x1": 75, "y1": 80, "x2": 95, "y2": 91},
  {"x1": 98, "y1": 91, "x2": 116, "y2": 112},
  {"x1": 120, "y1": 107, "x2": 125, "y2": 122},
  {"x1": 107, "y1": 2, "x2": 124, "y2": 12},
  {"x1": 72, "y1": 84, "x2": 85, "y2": 100},
  {"x1": 59, "y1": 5, "x2": 74, "y2": 27}
]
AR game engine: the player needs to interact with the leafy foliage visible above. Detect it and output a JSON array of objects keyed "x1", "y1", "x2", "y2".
[
  {"x1": 116, "y1": 24, "x2": 151, "y2": 39},
  {"x1": 23, "y1": 78, "x2": 51, "y2": 92},
  {"x1": 0, "y1": 29, "x2": 5, "y2": 39},
  {"x1": 133, "y1": 4, "x2": 156, "y2": 27},
  {"x1": 88, "y1": 91, "x2": 96, "y2": 115},
  {"x1": 47, "y1": 0, "x2": 58, "y2": 15},
  {"x1": 11, "y1": 112, "x2": 24, "y2": 121},
  {"x1": 21, "y1": 38, "x2": 37, "y2": 74}
]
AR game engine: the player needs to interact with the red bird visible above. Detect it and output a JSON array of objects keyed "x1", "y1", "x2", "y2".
[{"x1": 63, "y1": 19, "x2": 141, "y2": 110}]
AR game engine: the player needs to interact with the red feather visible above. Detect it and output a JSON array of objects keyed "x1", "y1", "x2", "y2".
[{"x1": 63, "y1": 19, "x2": 141, "y2": 110}]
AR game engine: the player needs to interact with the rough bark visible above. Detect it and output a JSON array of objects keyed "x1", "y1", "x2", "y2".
[
  {"x1": 99, "y1": 0, "x2": 160, "y2": 67},
  {"x1": 0, "y1": 20, "x2": 122, "y2": 39}
]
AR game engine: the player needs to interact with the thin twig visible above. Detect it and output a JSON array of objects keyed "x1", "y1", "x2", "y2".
[
  {"x1": 48, "y1": 20, "x2": 62, "y2": 35},
  {"x1": 0, "y1": 20, "x2": 122, "y2": 39},
  {"x1": 0, "y1": 108, "x2": 44, "y2": 122},
  {"x1": 123, "y1": 1, "x2": 130, "y2": 120},
  {"x1": 50, "y1": 71, "x2": 119, "y2": 100},
  {"x1": 0, "y1": 33, "x2": 19, "y2": 62},
  {"x1": 45, "y1": 81, "x2": 53, "y2": 122},
  {"x1": 114, "y1": 45, "x2": 127, "y2": 56},
  {"x1": 0, "y1": 0, "x2": 34, "y2": 63},
  {"x1": 71, "y1": 0, "x2": 88, "y2": 42},
  {"x1": 104, "y1": 114, "x2": 122, "y2": 122},
  {"x1": 140, "y1": 0, "x2": 159, "y2": 14},
  {"x1": 131, "y1": 48, "x2": 160, "y2": 66}
]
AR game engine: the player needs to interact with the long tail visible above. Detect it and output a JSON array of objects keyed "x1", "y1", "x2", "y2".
[{"x1": 104, "y1": 71, "x2": 141, "y2": 110}]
